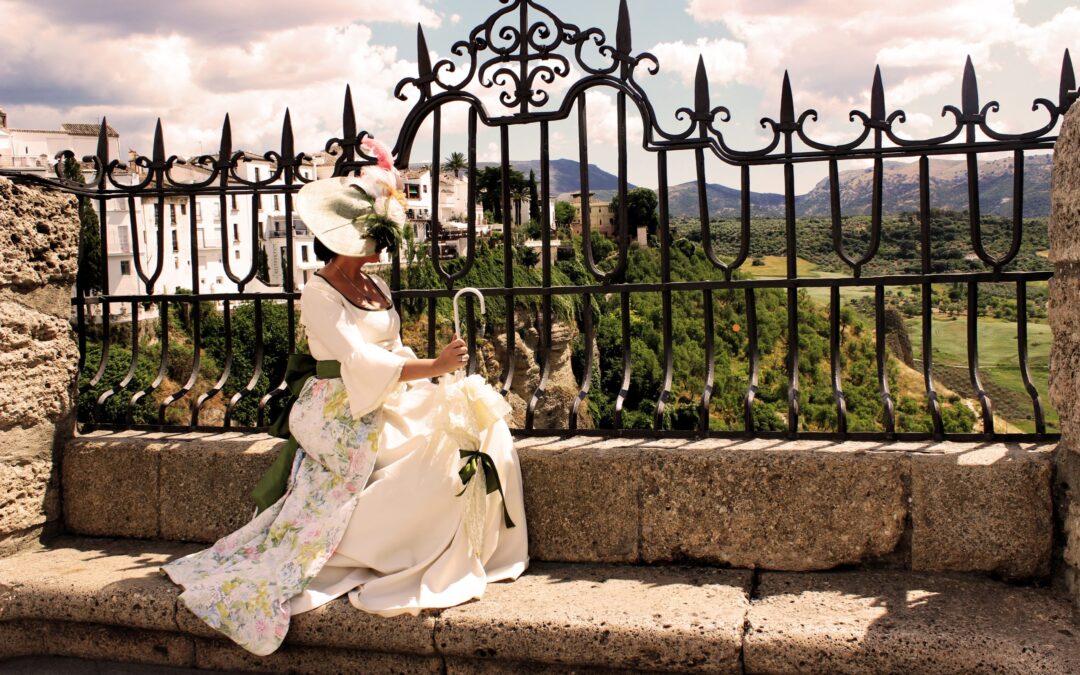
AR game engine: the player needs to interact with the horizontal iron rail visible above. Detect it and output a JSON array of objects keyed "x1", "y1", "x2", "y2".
[{"x1": 72, "y1": 270, "x2": 1056, "y2": 306}]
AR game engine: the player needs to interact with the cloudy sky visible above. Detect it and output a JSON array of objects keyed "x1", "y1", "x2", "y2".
[{"x1": 1, "y1": 0, "x2": 1076, "y2": 192}]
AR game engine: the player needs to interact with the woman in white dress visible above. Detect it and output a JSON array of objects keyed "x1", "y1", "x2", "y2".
[{"x1": 160, "y1": 138, "x2": 529, "y2": 656}]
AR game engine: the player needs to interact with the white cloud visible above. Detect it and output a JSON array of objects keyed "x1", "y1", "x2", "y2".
[
  {"x1": 0, "y1": 2, "x2": 425, "y2": 157},
  {"x1": 678, "y1": 0, "x2": 1074, "y2": 143},
  {"x1": 649, "y1": 37, "x2": 748, "y2": 87},
  {"x1": 1, "y1": 0, "x2": 442, "y2": 44}
]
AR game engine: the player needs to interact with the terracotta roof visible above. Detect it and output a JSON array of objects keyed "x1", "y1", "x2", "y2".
[
  {"x1": 61, "y1": 123, "x2": 120, "y2": 137},
  {"x1": 9, "y1": 123, "x2": 119, "y2": 137}
]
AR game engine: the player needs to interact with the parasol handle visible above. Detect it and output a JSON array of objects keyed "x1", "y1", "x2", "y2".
[{"x1": 453, "y1": 287, "x2": 485, "y2": 338}]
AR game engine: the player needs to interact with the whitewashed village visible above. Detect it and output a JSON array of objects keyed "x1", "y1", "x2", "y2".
[{"x1": 0, "y1": 106, "x2": 627, "y2": 322}]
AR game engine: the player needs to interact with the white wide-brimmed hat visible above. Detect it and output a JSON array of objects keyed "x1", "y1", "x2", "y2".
[{"x1": 295, "y1": 140, "x2": 408, "y2": 257}]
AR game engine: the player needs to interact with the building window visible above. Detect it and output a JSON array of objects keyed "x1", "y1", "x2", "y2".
[
  {"x1": 180, "y1": 202, "x2": 187, "y2": 216},
  {"x1": 117, "y1": 227, "x2": 131, "y2": 253},
  {"x1": 234, "y1": 249, "x2": 241, "y2": 259},
  {"x1": 153, "y1": 204, "x2": 161, "y2": 226},
  {"x1": 231, "y1": 194, "x2": 238, "y2": 211},
  {"x1": 171, "y1": 229, "x2": 179, "y2": 252},
  {"x1": 406, "y1": 184, "x2": 420, "y2": 199},
  {"x1": 301, "y1": 245, "x2": 308, "y2": 262},
  {"x1": 422, "y1": 184, "x2": 428, "y2": 194},
  {"x1": 233, "y1": 223, "x2": 239, "y2": 242},
  {"x1": 119, "y1": 260, "x2": 131, "y2": 276},
  {"x1": 196, "y1": 204, "x2": 202, "y2": 222},
  {"x1": 254, "y1": 167, "x2": 261, "y2": 182},
  {"x1": 170, "y1": 204, "x2": 176, "y2": 224},
  {"x1": 273, "y1": 194, "x2": 280, "y2": 211}
]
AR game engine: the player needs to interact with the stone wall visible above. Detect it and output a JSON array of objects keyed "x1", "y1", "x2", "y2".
[
  {"x1": 1050, "y1": 104, "x2": 1080, "y2": 608},
  {"x1": 0, "y1": 176, "x2": 80, "y2": 556}
]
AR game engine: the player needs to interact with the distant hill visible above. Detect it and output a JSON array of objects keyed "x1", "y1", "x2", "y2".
[
  {"x1": 795, "y1": 154, "x2": 1052, "y2": 219},
  {"x1": 668, "y1": 155, "x2": 1052, "y2": 220},
  {"x1": 417, "y1": 155, "x2": 1052, "y2": 219}
]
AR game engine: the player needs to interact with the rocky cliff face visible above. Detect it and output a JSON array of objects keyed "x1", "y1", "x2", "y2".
[
  {"x1": 0, "y1": 176, "x2": 80, "y2": 556},
  {"x1": 482, "y1": 312, "x2": 594, "y2": 431}
]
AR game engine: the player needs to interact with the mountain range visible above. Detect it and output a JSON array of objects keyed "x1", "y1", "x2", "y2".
[{"x1": 491, "y1": 155, "x2": 1052, "y2": 219}]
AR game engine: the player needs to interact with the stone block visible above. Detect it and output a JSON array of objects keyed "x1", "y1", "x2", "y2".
[
  {"x1": 1050, "y1": 106, "x2": 1080, "y2": 265},
  {"x1": 159, "y1": 434, "x2": 281, "y2": 542},
  {"x1": 518, "y1": 444, "x2": 641, "y2": 562},
  {"x1": 639, "y1": 444, "x2": 907, "y2": 570},
  {"x1": 444, "y1": 657, "x2": 653, "y2": 674},
  {"x1": 193, "y1": 637, "x2": 442, "y2": 674},
  {"x1": 910, "y1": 445, "x2": 1053, "y2": 579},
  {"x1": 0, "y1": 429, "x2": 61, "y2": 537},
  {"x1": 176, "y1": 593, "x2": 442, "y2": 656},
  {"x1": 63, "y1": 438, "x2": 160, "y2": 538},
  {"x1": 0, "y1": 300, "x2": 78, "y2": 430},
  {"x1": 0, "y1": 536, "x2": 199, "y2": 631},
  {"x1": 288, "y1": 598, "x2": 439, "y2": 655},
  {"x1": 0, "y1": 620, "x2": 194, "y2": 668},
  {"x1": 1051, "y1": 270, "x2": 1080, "y2": 428},
  {"x1": 0, "y1": 177, "x2": 79, "y2": 290},
  {"x1": 435, "y1": 561, "x2": 751, "y2": 674},
  {"x1": 744, "y1": 570, "x2": 1080, "y2": 674}
]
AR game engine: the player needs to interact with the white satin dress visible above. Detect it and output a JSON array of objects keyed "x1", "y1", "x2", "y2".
[{"x1": 287, "y1": 273, "x2": 529, "y2": 617}]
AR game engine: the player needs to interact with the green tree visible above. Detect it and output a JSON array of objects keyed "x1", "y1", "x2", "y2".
[
  {"x1": 63, "y1": 157, "x2": 103, "y2": 295},
  {"x1": 554, "y1": 200, "x2": 576, "y2": 228},
  {"x1": 610, "y1": 187, "x2": 659, "y2": 240},
  {"x1": 255, "y1": 245, "x2": 270, "y2": 284},
  {"x1": 444, "y1": 151, "x2": 466, "y2": 178},
  {"x1": 528, "y1": 170, "x2": 540, "y2": 224}
]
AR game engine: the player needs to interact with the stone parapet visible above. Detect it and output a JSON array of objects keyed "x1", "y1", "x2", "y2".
[
  {"x1": 0, "y1": 176, "x2": 79, "y2": 556},
  {"x1": 1, "y1": 536, "x2": 1077, "y2": 673},
  {"x1": 1051, "y1": 104, "x2": 1080, "y2": 610},
  {"x1": 744, "y1": 570, "x2": 1080, "y2": 674},
  {"x1": 64, "y1": 433, "x2": 1055, "y2": 577}
]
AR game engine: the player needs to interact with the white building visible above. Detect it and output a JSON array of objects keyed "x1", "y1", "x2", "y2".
[{"x1": 0, "y1": 108, "x2": 121, "y2": 173}]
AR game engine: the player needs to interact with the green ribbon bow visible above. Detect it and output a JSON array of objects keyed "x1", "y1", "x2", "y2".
[
  {"x1": 455, "y1": 449, "x2": 516, "y2": 529},
  {"x1": 251, "y1": 353, "x2": 341, "y2": 513}
]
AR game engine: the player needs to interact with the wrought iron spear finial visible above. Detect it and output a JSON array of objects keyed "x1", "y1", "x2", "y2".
[
  {"x1": 871, "y1": 66, "x2": 885, "y2": 124},
  {"x1": 95, "y1": 116, "x2": 110, "y2": 187},
  {"x1": 1060, "y1": 48, "x2": 1076, "y2": 110},
  {"x1": 417, "y1": 23, "x2": 433, "y2": 98},
  {"x1": 780, "y1": 71, "x2": 795, "y2": 128},
  {"x1": 694, "y1": 55, "x2": 710, "y2": 126},
  {"x1": 961, "y1": 55, "x2": 979, "y2": 119},
  {"x1": 616, "y1": 0, "x2": 631, "y2": 56},
  {"x1": 218, "y1": 114, "x2": 232, "y2": 165},
  {"x1": 342, "y1": 84, "x2": 357, "y2": 141}
]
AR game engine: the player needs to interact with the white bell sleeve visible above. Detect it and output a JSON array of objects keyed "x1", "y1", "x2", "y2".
[{"x1": 301, "y1": 284, "x2": 407, "y2": 419}]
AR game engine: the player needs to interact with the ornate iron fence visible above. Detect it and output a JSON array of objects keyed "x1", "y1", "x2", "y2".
[{"x1": 3, "y1": 0, "x2": 1074, "y2": 440}]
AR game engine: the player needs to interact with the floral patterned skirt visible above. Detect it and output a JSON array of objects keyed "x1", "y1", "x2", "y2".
[{"x1": 161, "y1": 377, "x2": 381, "y2": 656}]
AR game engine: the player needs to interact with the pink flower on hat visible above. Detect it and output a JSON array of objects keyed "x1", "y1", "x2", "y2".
[{"x1": 361, "y1": 136, "x2": 394, "y2": 171}]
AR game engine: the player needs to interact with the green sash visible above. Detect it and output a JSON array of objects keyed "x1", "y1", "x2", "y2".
[{"x1": 251, "y1": 354, "x2": 341, "y2": 513}]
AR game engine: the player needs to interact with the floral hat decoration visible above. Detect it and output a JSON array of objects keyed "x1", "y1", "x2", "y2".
[{"x1": 295, "y1": 137, "x2": 408, "y2": 257}]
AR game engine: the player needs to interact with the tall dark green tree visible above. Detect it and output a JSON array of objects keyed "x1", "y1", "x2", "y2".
[
  {"x1": 63, "y1": 157, "x2": 103, "y2": 295},
  {"x1": 528, "y1": 170, "x2": 540, "y2": 224},
  {"x1": 255, "y1": 245, "x2": 270, "y2": 284},
  {"x1": 610, "y1": 187, "x2": 659, "y2": 240}
]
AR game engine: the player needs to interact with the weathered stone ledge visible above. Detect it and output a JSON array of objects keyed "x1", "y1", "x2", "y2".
[
  {"x1": 64, "y1": 432, "x2": 1056, "y2": 577},
  {"x1": 1, "y1": 537, "x2": 1077, "y2": 674}
]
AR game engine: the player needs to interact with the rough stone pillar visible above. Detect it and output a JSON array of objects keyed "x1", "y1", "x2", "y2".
[{"x1": 0, "y1": 176, "x2": 80, "y2": 555}]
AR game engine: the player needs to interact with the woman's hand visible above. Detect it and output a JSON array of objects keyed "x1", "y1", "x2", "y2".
[{"x1": 434, "y1": 335, "x2": 469, "y2": 376}]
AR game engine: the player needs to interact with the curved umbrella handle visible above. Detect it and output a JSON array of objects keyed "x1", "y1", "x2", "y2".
[{"x1": 453, "y1": 287, "x2": 485, "y2": 337}]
